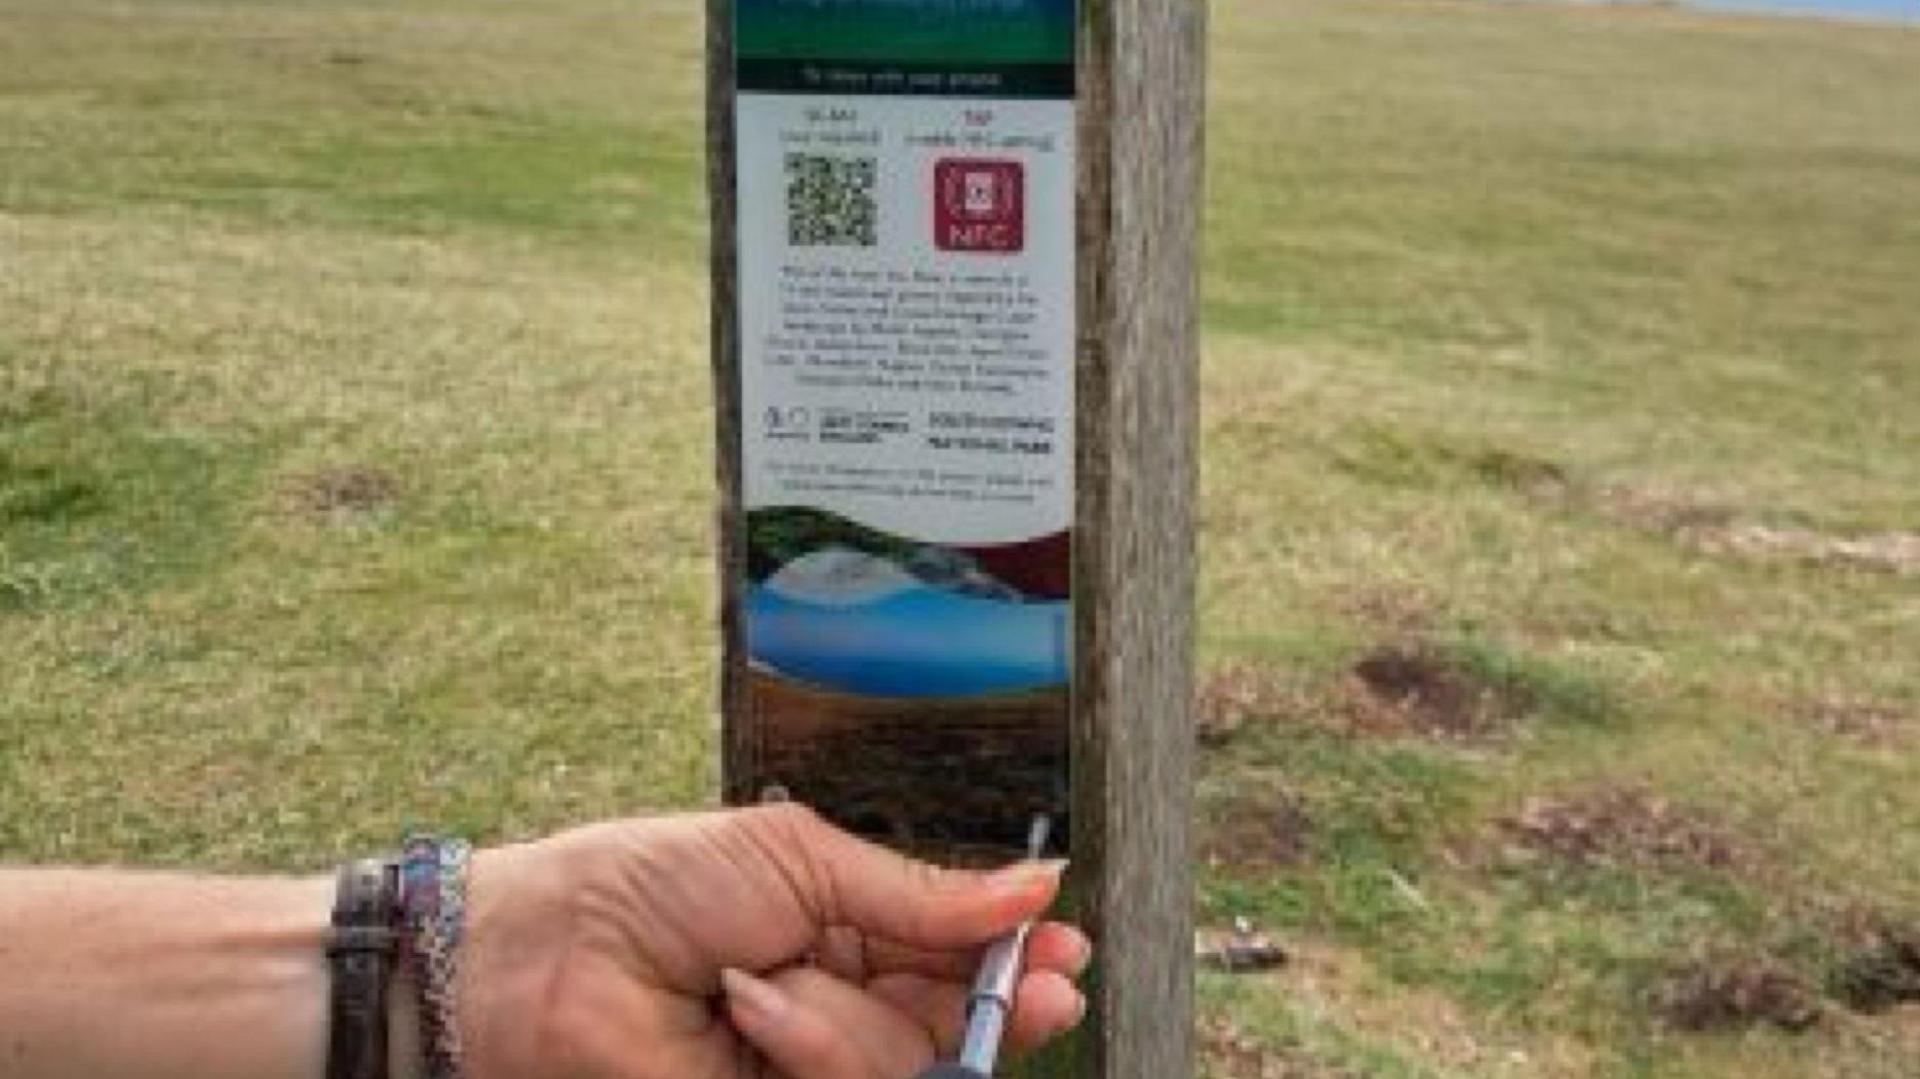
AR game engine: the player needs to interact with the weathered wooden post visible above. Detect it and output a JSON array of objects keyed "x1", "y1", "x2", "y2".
[{"x1": 708, "y1": 0, "x2": 1202, "y2": 1072}]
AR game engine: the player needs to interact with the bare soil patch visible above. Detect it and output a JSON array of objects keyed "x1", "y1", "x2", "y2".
[
  {"x1": 1499, "y1": 786, "x2": 1742, "y2": 871},
  {"x1": 285, "y1": 467, "x2": 399, "y2": 522},
  {"x1": 1653, "y1": 952, "x2": 1821, "y2": 1033},
  {"x1": 1342, "y1": 642, "x2": 1532, "y2": 740},
  {"x1": 1203, "y1": 789, "x2": 1312, "y2": 872},
  {"x1": 1832, "y1": 921, "x2": 1920, "y2": 1015},
  {"x1": 1198, "y1": 643, "x2": 1556, "y2": 746}
]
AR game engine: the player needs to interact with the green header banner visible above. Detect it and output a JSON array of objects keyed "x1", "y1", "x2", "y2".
[{"x1": 735, "y1": 0, "x2": 1075, "y2": 96}]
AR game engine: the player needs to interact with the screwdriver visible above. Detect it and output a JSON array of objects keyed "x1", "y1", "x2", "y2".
[{"x1": 915, "y1": 815, "x2": 1054, "y2": 1079}]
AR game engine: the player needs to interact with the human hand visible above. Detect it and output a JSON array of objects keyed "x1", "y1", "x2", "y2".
[{"x1": 456, "y1": 804, "x2": 1088, "y2": 1079}]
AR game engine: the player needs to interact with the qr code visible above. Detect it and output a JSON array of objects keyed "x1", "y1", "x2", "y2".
[{"x1": 785, "y1": 153, "x2": 877, "y2": 247}]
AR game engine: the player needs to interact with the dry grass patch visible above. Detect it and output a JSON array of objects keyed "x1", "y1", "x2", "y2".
[
  {"x1": 1203, "y1": 941, "x2": 1596, "y2": 1079},
  {"x1": 1200, "y1": 1018, "x2": 1356, "y2": 1079},
  {"x1": 1596, "y1": 486, "x2": 1741, "y2": 534},
  {"x1": 1696, "y1": 524, "x2": 1920, "y2": 577},
  {"x1": 1336, "y1": 585, "x2": 1443, "y2": 638},
  {"x1": 1203, "y1": 789, "x2": 1314, "y2": 873},
  {"x1": 1498, "y1": 786, "x2": 1743, "y2": 872},
  {"x1": 1802, "y1": 696, "x2": 1914, "y2": 747},
  {"x1": 1197, "y1": 663, "x2": 1303, "y2": 746},
  {"x1": 1600, "y1": 486, "x2": 1920, "y2": 576}
]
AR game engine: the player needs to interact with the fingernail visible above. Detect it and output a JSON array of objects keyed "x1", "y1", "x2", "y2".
[
  {"x1": 1067, "y1": 934, "x2": 1094, "y2": 978},
  {"x1": 720, "y1": 967, "x2": 788, "y2": 1026},
  {"x1": 989, "y1": 859, "x2": 1068, "y2": 895}
]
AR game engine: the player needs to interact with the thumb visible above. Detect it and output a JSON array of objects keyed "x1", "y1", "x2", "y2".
[{"x1": 752, "y1": 805, "x2": 1066, "y2": 949}]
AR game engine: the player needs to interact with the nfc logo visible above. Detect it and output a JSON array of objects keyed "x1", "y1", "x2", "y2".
[{"x1": 934, "y1": 159, "x2": 1025, "y2": 254}]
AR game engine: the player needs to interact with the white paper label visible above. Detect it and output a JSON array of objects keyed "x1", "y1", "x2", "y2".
[{"x1": 737, "y1": 95, "x2": 1075, "y2": 547}]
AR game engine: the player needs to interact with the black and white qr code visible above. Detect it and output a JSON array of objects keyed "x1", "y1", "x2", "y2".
[{"x1": 785, "y1": 153, "x2": 877, "y2": 248}]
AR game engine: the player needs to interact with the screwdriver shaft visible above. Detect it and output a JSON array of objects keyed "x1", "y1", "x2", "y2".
[{"x1": 957, "y1": 816, "x2": 1052, "y2": 1075}]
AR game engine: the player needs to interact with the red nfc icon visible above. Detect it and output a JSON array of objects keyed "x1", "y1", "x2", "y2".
[{"x1": 934, "y1": 159, "x2": 1025, "y2": 254}]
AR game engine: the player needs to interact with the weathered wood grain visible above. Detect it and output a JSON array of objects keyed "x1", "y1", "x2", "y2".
[
  {"x1": 1068, "y1": 0, "x2": 1204, "y2": 1072},
  {"x1": 707, "y1": 0, "x2": 756, "y2": 809}
]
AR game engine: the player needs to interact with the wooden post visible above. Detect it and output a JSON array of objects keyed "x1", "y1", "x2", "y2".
[
  {"x1": 709, "y1": 0, "x2": 1202, "y2": 1073},
  {"x1": 1067, "y1": 0, "x2": 1204, "y2": 1069}
]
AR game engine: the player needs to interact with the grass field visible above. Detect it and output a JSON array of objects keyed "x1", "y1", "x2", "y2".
[{"x1": 3, "y1": 0, "x2": 1918, "y2": 1075}]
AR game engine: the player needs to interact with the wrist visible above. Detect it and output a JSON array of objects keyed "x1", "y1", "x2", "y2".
[
  {"x1": 202, "y1": 873, "x2": 339, "y2": 1079},
  {"x1": 452, "y1": 842, "x2": 576, "y2": 1079},
  {"x1": 280, "y1": 874, "x2": 346, "y2": 1079}
]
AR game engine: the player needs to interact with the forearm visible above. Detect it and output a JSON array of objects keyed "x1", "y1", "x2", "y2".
[{"x1": 0, "y1": 869, "x2": 332, "y2": 1079}]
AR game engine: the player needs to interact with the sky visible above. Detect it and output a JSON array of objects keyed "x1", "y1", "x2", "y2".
[{"x1": 1683, "y1": 0, "x2": 1919, "y2": 22}]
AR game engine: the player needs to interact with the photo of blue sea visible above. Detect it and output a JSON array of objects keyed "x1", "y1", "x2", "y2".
[{"x1": 744, "y1": 544, "x2": 1072, "y2": 699}]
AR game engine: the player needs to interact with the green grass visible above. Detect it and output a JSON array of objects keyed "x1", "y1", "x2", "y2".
[{"x1": 4, "y1": 0, "x2": 1919, "y2": 1075}]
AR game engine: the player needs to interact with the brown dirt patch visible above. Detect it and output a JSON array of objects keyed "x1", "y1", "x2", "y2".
[
  {"x1": 1197, "y1": 643, "x2": 1546, "y2": 746},
  {"x1": 1203, "y1": 790, "x2": 1312, "y2": 872},
  {"x1": 1653, "y1": 952, "x2": 1821, "y2": 1033},
  {"x1": 1832, "y1": 921, "x2": 1920, "y2": 1015},
  {"x1": 285, "y1": 466, "x2": 399, "y2": 522},
  {"x1": 1197, "y1": 664, "x2": 1299, "y2": 746},
  {"x1": 1341, "y1": 642, "x2": 1531, "y2": 740},
  {"x1": 1498, "y1": 786, "x2": 1742, "y2": 871}
]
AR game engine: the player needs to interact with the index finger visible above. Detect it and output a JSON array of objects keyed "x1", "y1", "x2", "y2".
[
  {"x1": 750, "y1": 805, "x2": 1065, "y2": 950},
  {"x1": 859, "y1": 921, "x2": 1092, "y2": 982}
]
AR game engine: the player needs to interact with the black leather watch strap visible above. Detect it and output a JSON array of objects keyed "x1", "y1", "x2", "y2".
[{"x1": 327, "y1": 857, "x2": 399, "y2": 1079}]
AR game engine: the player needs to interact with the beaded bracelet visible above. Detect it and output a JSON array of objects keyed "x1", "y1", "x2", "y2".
[{"x1": 399, "y1": 834, "x2": 472, "y2": 1079}]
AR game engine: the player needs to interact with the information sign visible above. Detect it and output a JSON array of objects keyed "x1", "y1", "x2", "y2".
[{"x1": 731, "y1": 0, "x2": 1077, "y2": 851}]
